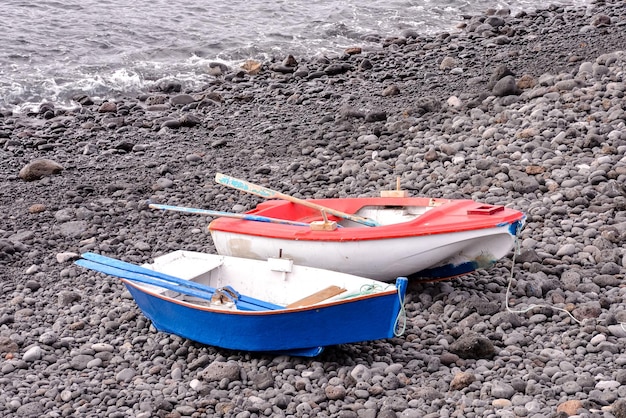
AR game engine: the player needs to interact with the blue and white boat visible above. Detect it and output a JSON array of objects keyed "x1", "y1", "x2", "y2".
[{"x1": 75, "y1": 250, "x2": 407, "y2": 356}]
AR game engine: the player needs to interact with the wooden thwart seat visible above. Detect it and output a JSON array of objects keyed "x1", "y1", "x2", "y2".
[{"x1": 286, "y1": 286, "x2": 346, "y2": 308}]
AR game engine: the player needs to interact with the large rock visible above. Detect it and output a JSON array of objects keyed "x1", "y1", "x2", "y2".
[
  {"x1": 492, "y1": 75, "x2": 521, "y2": 97},
  {"x1": 200, "y1": 360, "x2": 241, "y2": 382},
  {"x1": 19, "y1": 159, "x2": 64, "y2": 181},
  {"x1": 449, "y1": 332, "x2": 496, "y2": 359},
  {"x1": 0, "y1": 336, "x2": 18, "y2": 354}
]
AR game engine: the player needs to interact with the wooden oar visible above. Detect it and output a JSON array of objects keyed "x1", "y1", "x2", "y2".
[
  {"x1": 77, "y1": 253, "x2": 282, "y2": 311},
  {"x1": 148, "y1": 203, "x2": 310, "y2": 227},
  {"x1": 76, "y1": 259, "x2": 274, "y2": 311},
  {"x1": 215, "y1": 173, "x2": 380, "y2": 227}
]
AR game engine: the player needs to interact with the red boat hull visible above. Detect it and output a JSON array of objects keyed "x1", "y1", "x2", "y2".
[{"x1": 209, "y1": 197, "x2": 525, "y2": 281}]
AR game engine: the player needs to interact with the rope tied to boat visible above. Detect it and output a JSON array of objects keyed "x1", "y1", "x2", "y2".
[
  {"x1": 358, "y1": 283, "x2": 384, "y2": 295},
  {"x1": 393, "y1": 284, "x2": 407, "y2": 337},
  {"x1": 357, "y1": 283, "x2": 406, "y2": 336},
  {"x1": 505, "y1": 222, "x2": 583, "y2": 324},
  {"x1": 330, "y1": 282, "x2": 406, "y2": 336}
]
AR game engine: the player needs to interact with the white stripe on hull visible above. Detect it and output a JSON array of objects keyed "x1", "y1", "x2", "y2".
[{"x1": 211, "y1": 225, "x2": 516, "y2": 281}]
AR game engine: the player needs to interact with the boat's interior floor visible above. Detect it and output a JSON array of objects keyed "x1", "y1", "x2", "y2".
[
  {"x1": 342, "y1": 205, "x2": 432, "y2": 226},
  {"x1": 144, "y1": 250, "x2": 395, "y2": 308}
]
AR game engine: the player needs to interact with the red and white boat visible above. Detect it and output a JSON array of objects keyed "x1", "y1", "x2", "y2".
[{"x1": 208, "y1": 186, "x2": 525, "y2": 281}]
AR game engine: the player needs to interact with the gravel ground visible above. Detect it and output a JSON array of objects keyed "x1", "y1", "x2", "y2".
[{"x1": 1, "y1": 1, "x2": 626, "y2": 417}]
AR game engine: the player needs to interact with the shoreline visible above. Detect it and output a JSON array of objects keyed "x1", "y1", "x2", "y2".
[
  {"x1": 2, "y1": 1, "x2": 626, "y2": 417},
  {"x1": 0, "y1": 1, "x2": 607, "y2": 117}
]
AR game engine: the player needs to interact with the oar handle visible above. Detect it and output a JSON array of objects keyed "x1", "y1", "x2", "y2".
[
  {"x1": 80, "y1": 252, "x2": 216, "y2": 294},
  {"x1": 75, "y1": 259, "x2": 276, "y2": 311},
  {"x1": 75, "y1": 258, "x2": 216, "y2": 300},
  {"x1": 148, "y1": 203, "x2": 310, "y2": 227},
  {"x1": 215, "y1": 173, "x2": 380, "y2": 227},
  {"x1": 78, "y1": 252, "x2": 283, "y2": 310}
]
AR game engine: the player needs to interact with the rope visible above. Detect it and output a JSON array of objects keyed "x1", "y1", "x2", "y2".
[
  {"x1": 504, "y1": 241, "x2": 583, "y2": 325},
  {"x1": 359, "y1": 283, "x2": 384, "y2": 294},
  {"x1": 505, "y1": 222, "x2": 588, "y2": 324},
  {"x1": 353, "y1": 283, "x2": 406, "y2": 336},
  {"x1": 394, "y1": 284, "x2": 407, "y2": 337},
  {"x1": 504, "y1": 221, "x2": 626, "y2": 334}
]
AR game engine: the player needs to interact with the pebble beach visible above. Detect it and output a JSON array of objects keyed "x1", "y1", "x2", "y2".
[{"x1": 2, "y1": 1, "x2": 626, "y2": 417}]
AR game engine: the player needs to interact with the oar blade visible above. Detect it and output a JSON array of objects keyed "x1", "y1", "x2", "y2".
[
  {"x1": 74, "y1": 258, "x2": 215, "y2": 300},
  {"x1": 215, "y1": 173, "x2": 278, "y2": 199},
  {"x1": 215, "y1": 172, "x2": 380, "y2": 227},
  {"x1": 77, "y1": 252, "x2": 283, "y2": 311},
  {"x1": 80, "y1": 252, "x2": 187, "y2": 286}
]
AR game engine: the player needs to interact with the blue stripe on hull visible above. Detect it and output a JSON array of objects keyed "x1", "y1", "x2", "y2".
[
  {"x1": 411, "y1": 260, "x2": 481, "y2": 280},
  {"x1": 124, "y1": 281, "x2": 404, "y2": 355}
]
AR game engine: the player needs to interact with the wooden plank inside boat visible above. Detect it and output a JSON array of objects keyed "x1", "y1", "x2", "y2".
[{"x1": 286, "y1": 286, "x2": 346, "y2": 308}]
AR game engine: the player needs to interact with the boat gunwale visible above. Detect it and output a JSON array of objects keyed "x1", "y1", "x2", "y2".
[
  {"x1": 120, "y1": 278, "x2": 400, "y2": 316},
  {"x1": 209, "y1": 197, "x2": 525, "y2": 241},
  {"x1": 210, "y1": 216, "x2": 526, "y2": 242}
]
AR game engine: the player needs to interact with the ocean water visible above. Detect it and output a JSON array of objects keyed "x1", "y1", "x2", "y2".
[{"x1": 1, "y1": 0, "x2": 588, "y2": 112}]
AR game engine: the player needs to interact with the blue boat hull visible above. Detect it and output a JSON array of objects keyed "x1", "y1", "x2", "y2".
[{"x1": 123, "y1": 277, "x2": 407, "y2": 356}]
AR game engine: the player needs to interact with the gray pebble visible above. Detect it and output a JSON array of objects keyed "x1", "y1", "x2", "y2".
[
  {"x1": 22, "y1": 346, "x2": 42, "y2": 362},
  {"x1": 2, "y1": 4, "x2": 626, "y2": 418}
]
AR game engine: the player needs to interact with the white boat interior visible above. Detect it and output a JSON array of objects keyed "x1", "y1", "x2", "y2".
[
  {"x1": 338, "y1": 205, "x2": 435, "y2": 227},
  {"x1": 139, "y1": 250, "x2": 397, "y2": 308}
]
